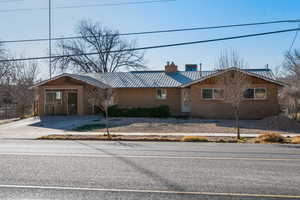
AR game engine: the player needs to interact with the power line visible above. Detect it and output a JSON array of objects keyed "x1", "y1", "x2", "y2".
[
  {"x1": 1, "y1": 27, "x2": 300, "y2": 63},
  {"x1": 1, "y1": 18, "x2": 300, "y2": 44},
  {"x1": 0, "y1": 0, "x2": 23, "y2": 3},
  {"x1": 288, "y1": 23, "x2": 300, "y2": 54},
  {"x1": 0, "y1": 0, "x2": 175, "y2": 13}
]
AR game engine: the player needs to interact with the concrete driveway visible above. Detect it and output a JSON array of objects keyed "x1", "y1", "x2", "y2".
[{"x1": 0, "y1": 116, "x2": 101, "y2": 139}]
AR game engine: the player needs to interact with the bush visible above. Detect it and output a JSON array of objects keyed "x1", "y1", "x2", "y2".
[
  {"x1": 108, "y1": 105, "x2": 170, "y2": 118},
  {"x1": 181, "y1": 136, "x2": 209, "y2": 142},
  {"x1": 291, "y1": 136, "x2": 300, "y2": 144},
  {"x1": 255, "y1": 132, "x2": 287, "y2": 143}
]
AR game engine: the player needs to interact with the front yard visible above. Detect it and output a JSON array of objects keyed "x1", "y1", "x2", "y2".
[{"x1": 75, "y1": 116, "x2": 300, "y2": 134}]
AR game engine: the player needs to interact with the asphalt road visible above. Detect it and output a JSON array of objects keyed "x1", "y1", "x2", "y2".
[{"x1": 0, "y1": 140, "x2": 299, "y2": 200}]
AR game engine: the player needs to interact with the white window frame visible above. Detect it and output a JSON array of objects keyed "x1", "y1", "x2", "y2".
[
  {"x1": 201, "y1": 88, "x2": 225, "y2": 100},
  {"x1": 156, "y1": 88, "x2": 167, "y2": 100},
  {"x1": 243, "y1": 88, "x2": 267, "y2": 100}
]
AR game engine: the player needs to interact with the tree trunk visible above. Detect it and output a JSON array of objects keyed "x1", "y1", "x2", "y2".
[
  {"x1": 234, "y1": 106, "x2": 240, "y2": 139},
  {"x1": 105, "y1": 107, "x2": 110, "y2": 137}
]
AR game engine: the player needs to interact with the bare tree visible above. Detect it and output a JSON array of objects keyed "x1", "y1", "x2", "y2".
[
  {"x1": 284, "y1": 49, "x2": 300, "y2": 86},
  {"x1": 53, "y1": 20, "x2": 145, "y2": 73},
  {"x1": 10, "y1": 61, "x2": 39, "y2": 118},
  {"x1": 280, "y1": 50, "x2": 300, "y2": 119},
  {"x1": 87, "y1": 87, "x2": 115, "y2": 136},
  {"x1": 0, "y1": 43, "x2": 12, "y2": 82},
  {"x1": 216, "y1": 50, "x2": 251, "y2": 139},
  {"x1": 280, "y1": 87, "x2": 300, "y2": 120}
]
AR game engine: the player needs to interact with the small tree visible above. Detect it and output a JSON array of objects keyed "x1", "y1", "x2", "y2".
[
  {"x1": 87, "y1": 87, "x2": 115, "y2": 136},
  {"x1": 216, "y1": 50, "x2": 251, "y2": 139}
]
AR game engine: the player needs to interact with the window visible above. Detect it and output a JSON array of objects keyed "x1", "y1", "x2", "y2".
[
  {"x1": 156, "y1": 89, "x2": 167, "y2": 100},
  {"x1": 243, "y1": 88, "x2": 266, "y2": 99},
  {"x1": 244, "y1": 89, "x2": 255, "y2": 99},
  {"x1": 46, "y1": 91, "x2": 63, "y2": 104},
  {"x1": 202, "y1": 89, "x2": 213, "y2": 99},
  {"x1": 202, "y1": 88, "x2": 224, "y2": 100},
  {"x1": 213, "y1": 88, "x2": 224, "y2": 99}
]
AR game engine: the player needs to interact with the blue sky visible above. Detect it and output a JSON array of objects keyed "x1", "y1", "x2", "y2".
[{"x1": 0, "y1": 0, "x2": 300, "y2": 78}]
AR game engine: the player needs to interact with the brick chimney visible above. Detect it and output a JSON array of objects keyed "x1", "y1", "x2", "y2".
[{"x1": 165, "y1": 61, "x2": 178, "y2": 73}]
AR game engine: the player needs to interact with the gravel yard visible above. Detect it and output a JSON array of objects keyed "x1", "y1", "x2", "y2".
[{"x1": 93, "y1": 116, "x2": 300, "y2": 134}]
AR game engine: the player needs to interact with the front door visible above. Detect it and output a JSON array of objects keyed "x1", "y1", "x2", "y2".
[
  {"x1": 67, "y1": 92, "x2": 78, "y2": 115},
  {"x1": 181, "y1": 88, "x2": 191, "y2": 113}
]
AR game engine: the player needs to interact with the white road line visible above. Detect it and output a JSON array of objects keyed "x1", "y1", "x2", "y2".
[
  {"x1": 0, "y1": 184, "x2": 299, "y2": 199},
  {"x1": 0, "y1": 152, "x2": 299, "y2": 161}
]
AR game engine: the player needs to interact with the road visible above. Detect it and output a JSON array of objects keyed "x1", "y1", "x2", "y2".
[{"x1": 0, "y1": 140, "x2": 299, "y2": 199}]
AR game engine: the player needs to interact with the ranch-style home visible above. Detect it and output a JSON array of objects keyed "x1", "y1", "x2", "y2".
[{"x1": 31, "y1": 63, "x2": 286, "y2": 119}]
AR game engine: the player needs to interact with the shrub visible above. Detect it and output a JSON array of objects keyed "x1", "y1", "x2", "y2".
[
  {"x1": 108, "y1": 105, "x2": 170, "y2": 118},
  {"x1": 181, "y1": 136, "x2": 209, "y2": 142},
  {"x1": 255, "y1": 132, "x2": 287, "y2": 143},
  {"x1": 291, "y1": 136, "x2": 300, "y2": 144}
]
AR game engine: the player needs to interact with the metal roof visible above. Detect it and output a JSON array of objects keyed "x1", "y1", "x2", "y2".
[
  {"x1": 32, "y1": 68, "x2": 282, "y2": 89},
  {"x1": 84, "y1": 68, "x2": 279, "y2": 88},
  {"x1": 30, "y1": 73, "x2": 108, "y2": 89}
]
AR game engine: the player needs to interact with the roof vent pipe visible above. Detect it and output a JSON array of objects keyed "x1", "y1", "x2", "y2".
[{"x1": 199, "y1": 63, "x2": 202, "y2": 76}]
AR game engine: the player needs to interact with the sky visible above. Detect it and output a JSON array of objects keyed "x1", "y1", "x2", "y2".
[{"x1": 0, "y1": 0, "x2": 300, "y2": 79}]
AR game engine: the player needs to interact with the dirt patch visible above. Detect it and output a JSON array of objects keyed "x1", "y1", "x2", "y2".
[
  {"x1": 257, "y1": 115, "x2": 300, "y2": 131},
  {"x1": 77, "y1": 117, "x2": 300, "y2": 134}
]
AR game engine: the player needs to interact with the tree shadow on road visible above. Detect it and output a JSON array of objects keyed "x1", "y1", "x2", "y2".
[{"x1": 74, "y1": 141, "x2": 185, "y2": 192}]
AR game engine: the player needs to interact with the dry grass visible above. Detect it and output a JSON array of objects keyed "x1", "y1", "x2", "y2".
[
  {"x1": 181, "y1": 136, "x2": 209, "y2": 142},
  {"x1": 254, "y1": 132, "x2": 287, "y2": 143},
  {"x1": 39, "y1": 134, "x2": 299, "y2": 144},
  {"x1": 215, "y1": 138, "x2": 238, "y2": 143},
  {"x1": 39, "y1": 134, "x2": 181, "y2": 142},
  {"x1": 291, "y1": 136, "x2": 300, "y2": 144}
]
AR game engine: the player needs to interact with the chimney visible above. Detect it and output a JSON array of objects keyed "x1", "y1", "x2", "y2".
[
  {"x1": 165, "y1": 61, "x2": 178, "y2": 73},
  {"x1": 185, "y1": 64, "x2": 198, "y2": 71}
]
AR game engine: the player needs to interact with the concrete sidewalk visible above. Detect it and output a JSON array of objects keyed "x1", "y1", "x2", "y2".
[{"x1": 62, "y1": 131, "x2": 299, "y2": 138}]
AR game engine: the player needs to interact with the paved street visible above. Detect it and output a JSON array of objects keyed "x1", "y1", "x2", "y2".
[{"x1": 0, "y1": 140, "x2": 299, "y2": 199}]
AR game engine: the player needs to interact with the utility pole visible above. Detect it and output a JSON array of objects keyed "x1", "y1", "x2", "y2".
[{"x1": 49, "y1": 0, "x2": 52, "y2": 79}]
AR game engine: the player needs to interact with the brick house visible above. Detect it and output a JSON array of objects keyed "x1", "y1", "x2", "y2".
[{"x1": 31, "y1": 63, "x2": 286, "y2": 119}]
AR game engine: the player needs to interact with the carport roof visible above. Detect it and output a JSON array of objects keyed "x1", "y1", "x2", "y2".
[{"x1": 30, "y1": 73, "x2": 109, "y2": 89}]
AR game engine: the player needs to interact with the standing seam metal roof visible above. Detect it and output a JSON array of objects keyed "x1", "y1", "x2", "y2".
[{"x1": 84, "y1": 69, "x2": 277, "y2": 88}]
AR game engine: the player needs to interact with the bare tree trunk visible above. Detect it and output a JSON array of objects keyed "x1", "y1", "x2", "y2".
[
  {"x1": 234, "y1": 106, "x2": 240, "y2": 139},
  {"x1": 105, "y1": 107, "x2": 110, "y2": 137}
]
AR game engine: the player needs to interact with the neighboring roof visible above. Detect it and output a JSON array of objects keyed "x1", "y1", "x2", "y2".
[
  {"x1": 30, "y1": 73, "x2": 108, "y2": 89},
  {"x1": 31, "y1": 68, "x2": 286, "y2": 89},
  {"x1": 85, "y1": 67, "x2": 285, "y2": 88}
]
